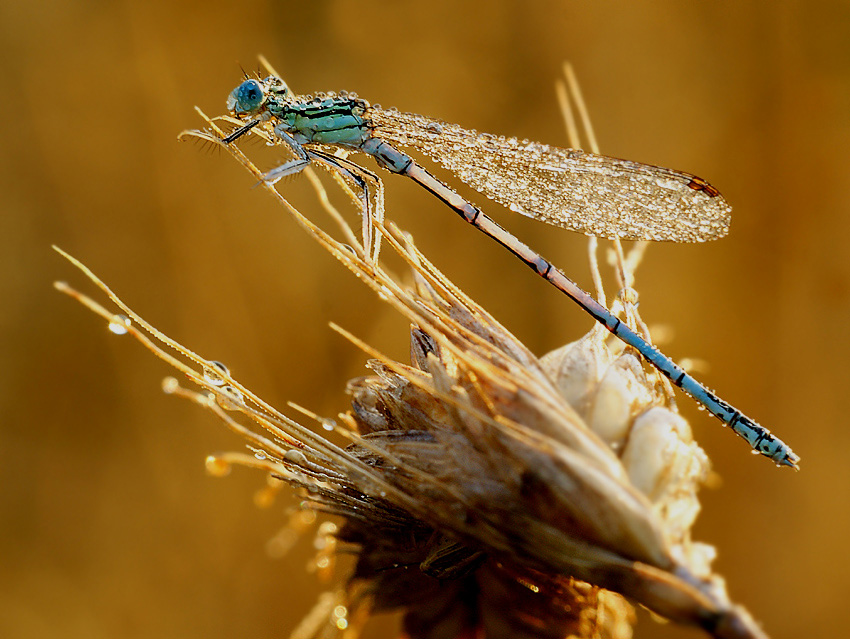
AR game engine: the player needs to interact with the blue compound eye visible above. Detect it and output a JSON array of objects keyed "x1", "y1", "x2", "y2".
[{"x1": 227, "y1": 79, "x2": 265, "y2": 114}]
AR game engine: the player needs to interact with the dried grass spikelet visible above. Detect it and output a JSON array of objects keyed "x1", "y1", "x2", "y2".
[
  {"x1": 55, "y1": 68, "x2": 770, "y2": 638},
  {"x1": 324, "y1": 227, "x2": 739, "y2": 639},
  {"x1": 56, "y1": 212, "x2": 765, "y2": 639}
]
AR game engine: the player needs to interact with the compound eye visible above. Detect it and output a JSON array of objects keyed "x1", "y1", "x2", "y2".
[{"x1": 226, "y1": 79, "x2": 265, "y2": 114}]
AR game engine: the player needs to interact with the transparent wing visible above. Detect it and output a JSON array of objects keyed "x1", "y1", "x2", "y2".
[{"x1": 369, "y1": 108, "x2": 731, "y2": 242}]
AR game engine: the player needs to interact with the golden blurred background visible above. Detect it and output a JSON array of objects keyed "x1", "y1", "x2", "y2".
[{"x1": 2, "y1": 1, "x2": 848, "y2": 637}]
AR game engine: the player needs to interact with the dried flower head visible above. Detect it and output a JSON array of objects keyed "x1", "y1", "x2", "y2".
[
  {"x1": 55, "y1": 64, "x2": 771, "y2": 639},
  {"x1": 54, "y1": 212, "x2": 766, "y2": 639}
]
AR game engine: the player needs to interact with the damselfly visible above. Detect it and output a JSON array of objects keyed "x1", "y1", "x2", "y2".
[{"x1": 215, "y1": 74, "x2": 798, "y2": 469}]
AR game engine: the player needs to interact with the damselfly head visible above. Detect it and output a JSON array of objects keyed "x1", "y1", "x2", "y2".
[
  {"x1": 226, "y1": 78, "x2": 266, "y2": 115},
  {"x1": 226, "y1": 76, "x2": 290, "y2": 116}
]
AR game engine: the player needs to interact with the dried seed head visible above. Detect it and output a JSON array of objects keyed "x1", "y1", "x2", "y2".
[
  {"x1": 541, "y1": 335, "x2": 710, "y2": 532},
  {"x1": 58, "y1": 99, "x2": 770, "y2": 639},
  {"x1": 57, "y1": 224, "x2": 763, "y2": 638},
  {"x1": 324, "y1": 241, "x2": 751, "y2": 638}
]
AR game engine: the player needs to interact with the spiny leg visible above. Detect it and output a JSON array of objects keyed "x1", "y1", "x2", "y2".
[
  {"x1": 309, "y1": 149, "x2": 385, "y2": 263},
  {"x1": 257, "y1": 128, "x2": 384, "y2": 261},
  {"x1": 261, "y1": 128, "x2": 312, "y2": 184}
]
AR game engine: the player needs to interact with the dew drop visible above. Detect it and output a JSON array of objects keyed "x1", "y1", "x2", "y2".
[
  {"x1": 161, "y1": 377, "x2": 179, "y2": 394},
  {"x1": 216, "y1": 385, "x2": 244, "y2": 410},
  {"x1": 284, "y1": 449, "x2": 307, "y2": 465},
  {"x1": 320, "y1": 418, "x2": 336, "y2": 432},
  {"x1": 333, "y1": 605, "x2": 348, "y2": 629},
  {"x1": 203, "y1": 360, "x2": 230, "y2": 387},
  {"x1": 377, "y1": 285, "x2": 394, "y2": 301},
  {"x1": 108, "y1": 314, "x2": 131, "y2": 335},
  {"x1": 205, "y1": 455, "x2": 231, "y2": 477}
]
